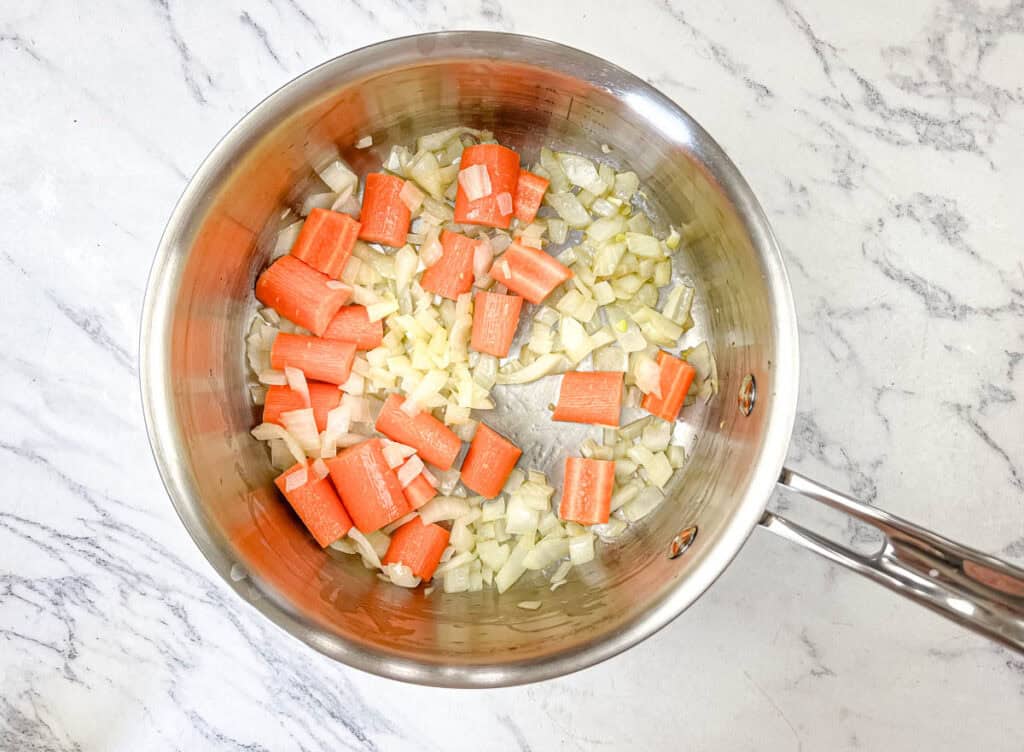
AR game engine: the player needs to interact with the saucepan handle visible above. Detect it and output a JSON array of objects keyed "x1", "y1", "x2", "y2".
[{"x1": 760, "y1": 466, "x2": 1024, "y2": 653}]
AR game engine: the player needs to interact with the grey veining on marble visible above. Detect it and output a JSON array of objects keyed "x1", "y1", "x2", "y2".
[{"x1": 1, "y1": 1, "x2": 1022, "y2": 749}]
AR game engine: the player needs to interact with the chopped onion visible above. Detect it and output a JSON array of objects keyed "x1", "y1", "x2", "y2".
[
  {"x1": 557, "y1": 153, "x2": 604, "y2": 194},
  {"x1": 355, "y1": 135, "x2": 373, "y2": 149},
  {"x1": 284, "y1": 366, "x2": 311, "y2": 407},
  {"x1": 274, "y1": 220, "x2": 303, "y2": 257},
  {"x1": 496, "y1": 353, "x2": 568, "y2": 384},
  {"x1": 634, "y1": 355, "x2": 663, "y2": 397},
  {"x1": 457, "y1": 164, "x2": 492, "y2": 200},
  {"x1": 280, "y1": 408, "x2": 320, "y2": 454},
  {"x1": 504, "y1": 495, "x2": 540, "y2": 536},
  {"x1": 496, "y1": 191, "x2": 513, "y2": 216},
  {"x1": 522, "y1": 536, "x2": 569, "y2": 570},
  {"x1": 284, "y1": 466, "x2": 308, "y2": 492},
  {"x1": 397, "y1": 455, "x2": 424, "y2": 487},
  {"x1": 622, "y1": 486, "x2": 665, "y2": 521},
  {"x1": 610, "y1": 478, "x2": 644, "y2": 512},
  {"x1": 399, "y1": 180, "x2": 425, "y2": 213},
  {"x1": 568, "y1": 532, "x2": 595, "y2": 565},
  {"x1": 435, "y1": 550, "x2": 476, "y2": 577},
  {"x1": 545, "y1": 193, "x2": 590, "y2": 228},
  {"x1": 347, "y1": 528, "x2": 382, "y2": 569},
  {"x1": 318, "y1": 159, "x2": 358, "y2": 195},
  {"x1": 382, "y1": 562, "x2": 420, "y2": 588},
  {"x1": 257, "y1": 369, "x2": 288, "y2": 386},
  {"x1": 420, "y1": 496, "x2": 471, "y2": 524},
  {"x1": 383, "y1": 511, "x2": 419, "y2": 535},
  {"x1": 301, "y1": 191, "x2": 336, "y2": 216},
  {"x1": 591, "y1": 516, "x2": 628, "y2": 540},
  {"x1": 613, "y1": 171, "x2": 639, "y2": 200},
  {"x1": 473, "y1": 239, "x2": 494, "y2": 281},
  {"x1": 495, "y1": 532, "x2": 535, "y2": 593}
]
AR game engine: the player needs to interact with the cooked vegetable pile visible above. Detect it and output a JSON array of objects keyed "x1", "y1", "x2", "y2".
[{"x1": 246, "y1": 127, "x2": 717, "y2": 601}]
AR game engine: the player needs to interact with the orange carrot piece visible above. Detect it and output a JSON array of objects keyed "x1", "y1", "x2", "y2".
[
  {"x1": 255, "y1": 255, "x2": 351, "y2": 336},
  {"x1": 374, "y1": 394, "x2": 462, "y2": 470},
  {"x1": 552, "y1": 371, "x2": 623, "y2": 427},
  {"x1": 402, "y1": 472, "x2": 438, "y2": 510},
  {"x1": 460, "y1": 423, "x2": 522, "y2": 499},
  {"x1": 470, "y1": 291, "x2": 523, "y2": 357},
  {"x1": 322, "y1": 305, "x2": 384, "y2": 350},
  {"x1": 290, "y1": 208, "x2": 361, "y2": 278},
  {"x1": 558, "y1": 457, "x2": 614, "y2": 525},
  {"x1": 358, "y1": 173, "x2": 410, "y2": 247},
  {"x1": 275, "y1": 462, "x2": 353, "y2": 547},
  {"x1": 270, "y1": 333, "x2": 356, "y2": 385},
  {"x1": 419, "y1": 230, "x2": 477, "y2": 300},
  {"x1": 325, "y1": 438, "x2": 410, "y2": 533},
  {"x1": 383, "y1": 517, "x2": 450, "y2": 580},
  {"x1": 513, "y1": 169, "x2": 549, "y2": 224},
  {"x1": 641, "y1": 351, "x2": 697, "y2": 422},
  {"x1": 262, "y1": 381, "x2": 341, "y2": 432},
  {"x1": 488, "y1": 241, "x2": 573, "y2": 304},
  {"x1": 453, "y1": 143, "x2": 521, "y2": 228}
]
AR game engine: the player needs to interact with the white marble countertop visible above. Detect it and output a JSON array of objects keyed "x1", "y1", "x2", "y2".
[{"x1": 3, "y1": 1, "x2": 1023, "y2": 749}]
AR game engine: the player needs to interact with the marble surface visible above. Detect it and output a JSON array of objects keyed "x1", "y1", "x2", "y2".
[{"x1": 2, "y1": 0, "x2": 1023, "y2": 749}]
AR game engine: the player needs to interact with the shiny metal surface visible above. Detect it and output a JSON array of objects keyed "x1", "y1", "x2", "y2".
[
  {"x1": 141, "y1": 31, "x2": 799, "y2": 686},
  {"x1": 767, "y1": 468, "x2": 1024, "y2": 652}
]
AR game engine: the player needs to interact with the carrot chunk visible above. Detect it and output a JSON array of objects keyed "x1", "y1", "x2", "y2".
[
  {"x1": 453, "y1": 144, "x2": 521, "y2": 228},
  {"x1": 513, "y1": 169, "x2": 549, "y2": 224},
  {"x1": 470, "y1": 291, "x2": 523, "y2": 358},
  {"x1": 358, "y1": 173, "x2": 410, "y2": 247},
  {"x1": 558, "y1": 457, "x2": 614, "y2": 525},
  {"x1": 419, "y1": 230, "x2": 477, "y2": 300},
  {"x1": 641, "y1": 351, "x2": 697, "y2": 422},
  {"x1": 488, "y1": 241, "x2": 573, "y2": 304},
  {"x1": 552, "y1": 371, "x2": 623, "y2": 427},
  {"x1": 290, "y1": 208, "x2": 361, "y2": 278},
  {"x1": 270, "y1": 333, "x2": 356, "y2": 385},
  {"x1": 255, "y1": 255, "x2": 351, "y2": 336},
  {"x1": 262, "y1": 381, "x2": 341, "y2": 432},
  {"x1": 322, "y1": 305, "x2": 384, "y2": 350},
  {"x1": 325, "y1": 438, "x2": 409, "y2": 533},
  {"x1": 402, "y1": 472, "x2": 438, "y2": 510},
  {"x1": 274, "y1": 462, "x2": 353, "y2": 546},
  {"x1": 460, "y1": 423, "x2": 522, "y2": 499},
  {"x1": 383, "y1": 517, "x2": 450, "y2": 580},
  {"x1": 374, "y1": 393, "x2": 462, "y2": 470}
]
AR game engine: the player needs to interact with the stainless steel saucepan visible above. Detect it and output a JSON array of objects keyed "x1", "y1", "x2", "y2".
[{"x1": 140, "y1": 31, "x2": 1024, "y2": 687}]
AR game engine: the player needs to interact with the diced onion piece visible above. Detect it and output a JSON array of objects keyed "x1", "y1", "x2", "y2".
[
  {"x1": 522, "y1": 537, "x2": 569, "y2": 570},
  {"x1": 280, "y1": 408, "x2": 320, "y2": 454},
  {"x1": 394, "y1": 244, "x2": 419, "y2": 291},
  {"x1": 419, "y1": 496, "x2": 472, "y2": 524},
  {"x1": 443, "y1": 564, "x2": 471, "y2": 593},
  {"x1": 613, "y1": 171, "x2": 639, "y2": 200},
  {"x1": 634, "y1": 354, "x2": 663, "y2": 397},
  {"x1": 545, "y1": 193, "x2": 590, "y2": 228},
  {"x1": 347, "y1": 528, "x2": 383, "y2": 569},
  {"x1": 495, "y1": 353, "x2": 569, "y2": 385},
  {"x1": 473, "y1": 239, "x2": 494, "y2": 280},
  {"x1": 355, "y1": 135, "x2": 373, "y2": 149},
  {"x1": 342, "y1": 393, "x2": 371, "y2": 423},
  {"x1": 504, "y1": 494, "x2": 540, "y2": 536},
  {"x1": 366, "y1": 298, "x2": 399, "y2": 322},
  {"x1": 496, "y1": 191, "x2": 513, "y2": 216},
  {"x1": 397, "y1": 455, "x2": 425, "y2": 487},
  {"x1": 318, "y1": 159, "x2": 358, "y2": 194},
  {"x1": 646, "y1": 452, "x2": 674, "y2": 488},
  {"x1": 382, "y1": 562, "x2": 421, "y2": 588},
  {"x1": 477, "y1": 540, "x2": 510, "y2": 571},
  {"x1": 495, "y1": 532, "x2": 535, "y2": 593},
  {"x1": 284, "y1": 366, "x2": 312, "y2": 407},
  {"x1": 274, "y1": 220, "x2": 304, "y2": 257},
  {"x1": 625, "y1": 233, "x2": 662, "y2": 258},
  {"x1": 568, "y1": 533, "x2": 595, "y2": 565},
  {"x1": 284, "y1": 466, "x2": 308, "y2": 492},
  {"x1": 458, "y1": 163, "x2": 492, "y2": 200},
  {"x1": 399, "y1": 180, "x2": 425, "y2": 213},
  {"x1": 301, "y1": 192, "x2": 336, "y2": 216},
  {"x1": 557, "y1": 153, "x2": 603, "y2": 193},
  {"x1": 329, "y1": 537, "x2": 358, "y2": 554},
  {"x1": 591, "y1": 516, "x2": 628, "y2": 540},
  {"x1": 435, "y1": 550, "x2": 476, "y2": 577},
  {"x1": 667, "y1": 444, "x2": 687, "y2": 468},
  {"x1": 258, "y1": 369, "x2": 288, "y2": 386},
  {"x1": 610, "y1": 478, "x2": 644, "y2": 512},
  {"x1": 311, "y1": 458, "x2": 330, "y2": 480},
  {"x1": 622, "y1": 486, "x2": 665, "y2": 521}
]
